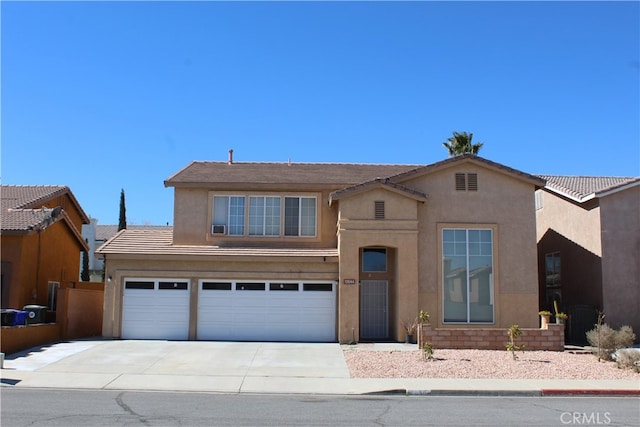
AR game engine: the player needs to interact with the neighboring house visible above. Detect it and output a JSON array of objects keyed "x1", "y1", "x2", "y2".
[
  {"x1": 535, "y1": 176, "x2": 640, "y2": 344},
  {"x1": 1, "y1": 185, "x2": 90, "y2": 311},
  {"x1": 81, "y1": 222, "x2": 173, "y2": 281},
  {"x1": 98, "y1": 153, "x2": 545, "y2": 343}
]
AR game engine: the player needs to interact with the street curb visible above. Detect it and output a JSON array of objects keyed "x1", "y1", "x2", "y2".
[
  {"x1": 365, "y1": 389, "x2": 541, "y2": 397},
  {"x1": 541, "y1": 389, "x2": 640, "y2": 397}
]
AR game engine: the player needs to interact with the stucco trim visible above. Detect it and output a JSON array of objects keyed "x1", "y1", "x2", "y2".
[{"x1": 329, "y1": 178, "x2": 428, "y2": 205}]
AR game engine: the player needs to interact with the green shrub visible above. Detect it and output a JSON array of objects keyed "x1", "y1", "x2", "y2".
[
  {"x1": 421, "y1": 342, "x2": 434, "y2": 361},
  {"x1": 506, "y1": 324, "x2": 524, "y2": 360}
]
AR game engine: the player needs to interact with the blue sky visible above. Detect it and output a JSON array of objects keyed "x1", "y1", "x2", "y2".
[{"x1": 2, "y1": 1, "x2": 638, "y2": 226}]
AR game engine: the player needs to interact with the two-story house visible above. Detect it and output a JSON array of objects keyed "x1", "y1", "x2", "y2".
[
  {"x1": 99, "y1": 153, "x2": 545, "y2": 343},
  {"x1": 1, "y1": 185, "x2": 90, "y2": 311},
  {"x1": 536, "y1": 175, "x2": 640, "y2": 344}
]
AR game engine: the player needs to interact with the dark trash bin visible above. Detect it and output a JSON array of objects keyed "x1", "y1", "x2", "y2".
[
  {"x1": 23, "y1": 305, "x2": 48, "y2": 324},
  {"x1": 1, "y1": 309, "x2": 16, "y2": 326},
  {"x1": 1, "y1": 309, "x2": 28, "y2": 326}
]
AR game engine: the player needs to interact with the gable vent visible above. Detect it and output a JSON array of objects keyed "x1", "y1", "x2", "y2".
[
  {"x1": 374, "y1": 201, "x2": 385, "y2": 219},
  {"x1": 467, "y1": 173, "x2": 478, "y2": 191},
  {"x1": 455, "y1": 173, "x2": 478, "y2": 191}
]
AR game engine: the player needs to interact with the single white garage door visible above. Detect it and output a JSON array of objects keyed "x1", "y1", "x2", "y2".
[
  {"x1": 197, "y1": 281, "x2": 336, "y2": 342},
  {"x1": 122, "y1": 279, "x2": 190, "y2": 340}
]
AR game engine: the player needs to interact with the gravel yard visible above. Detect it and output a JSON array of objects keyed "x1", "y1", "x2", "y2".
[{"x1": 343, "y1": 347, "x2": 640, "y2": 380}]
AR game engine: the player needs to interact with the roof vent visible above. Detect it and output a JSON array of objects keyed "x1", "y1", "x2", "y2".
[{"x1": 228, "y1": 149, "x2": 234, "y2": 164}]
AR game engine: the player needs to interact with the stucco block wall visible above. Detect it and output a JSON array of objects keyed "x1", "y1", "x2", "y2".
[{"x1": 418, "y1": 324, "x2": 565, "y2": 351}]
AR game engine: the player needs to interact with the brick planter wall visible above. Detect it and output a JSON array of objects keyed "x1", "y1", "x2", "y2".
[{"x1": 418, "y1": 324, "x2": 565, "y2": 351}]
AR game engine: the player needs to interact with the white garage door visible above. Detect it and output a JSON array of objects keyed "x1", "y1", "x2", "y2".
[
  {"x1": 197, "y1": 281, "x2": 336, "y2": 342},
  {"x1": 122, "y1": 279, "x2": 190, "y2": 340}
]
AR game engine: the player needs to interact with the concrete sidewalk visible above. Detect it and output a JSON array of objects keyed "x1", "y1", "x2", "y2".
[{"x1": 1, "y1": 339, "x2": 638, "y2": 396}]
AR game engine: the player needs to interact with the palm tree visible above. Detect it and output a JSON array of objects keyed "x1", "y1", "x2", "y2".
[{"x1": 442, "y1": 131, "x2": 483, "y2": 156}]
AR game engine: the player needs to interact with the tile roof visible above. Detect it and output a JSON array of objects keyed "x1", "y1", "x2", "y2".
[
  {"x1": 329, "y1": 178, "x2": 428, "y2": 204},
  {"x1": 96, "y1": 224, "x2": 173, "y2": 241},
  {"x1": 1, "y1": 207, "x2": 57, "y2": 232},
  {"x1": 165, "y1": 161, "x2": 422, "y2": 188},
  {"x1": 165, "y1": 155, "x2": 547, "y2": 191},
  {"x1": 1, "y1": 185, "x2": 90, "y2": 225},
  {"x1": 539, "y1": 176, "x2": 640, "y2": 202},
  {"x1": 1, "y1": 185, "x2": 69, "y2": 211},
  {"x1": 97, "y1": 229, "x2": 338, "y2": 259},
  {"x1": 390, "y1": 154, "x2": 546, "y2": 187}
]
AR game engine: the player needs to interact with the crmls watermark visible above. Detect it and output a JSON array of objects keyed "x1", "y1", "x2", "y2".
[{"x1": 560, "y1": 412, "x2": 612, "y2": 425}]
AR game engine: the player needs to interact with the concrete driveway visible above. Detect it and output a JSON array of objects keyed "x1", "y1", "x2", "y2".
[{"x1": 1, "y1": 339, "x2": 353, "y2": 393}]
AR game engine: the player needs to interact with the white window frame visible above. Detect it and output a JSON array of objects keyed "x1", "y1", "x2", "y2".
[
  {"x1": 442, "y1": 228, "x2": 494, "y2": 324},
  {"x1": 212, "y1": 194, "x2": 317, "y2": 238},
  {"x1": 213, "y1": 195, "x2": 245, "y2": 236},
  {"x1": 284, "y1": 196, "x2": 317, "y2": 237},
  {"x1": 249, "y1": 196, "x2": 281, "y2": 236}
]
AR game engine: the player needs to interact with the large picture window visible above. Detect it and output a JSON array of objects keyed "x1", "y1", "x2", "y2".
[{"x1": 442, "y1": 228, "x2": 494, "y2": 323}]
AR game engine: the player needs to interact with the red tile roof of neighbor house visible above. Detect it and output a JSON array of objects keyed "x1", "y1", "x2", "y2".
[
  {"x1": 1, "y1": 185, "x2": 90, "y2": 245},
  {"x1": 539, "y1": 176, "x2": 640, "y2": 202},
  {"x1": 96, "y1": 229, "x2": 339, "y2": 259}
]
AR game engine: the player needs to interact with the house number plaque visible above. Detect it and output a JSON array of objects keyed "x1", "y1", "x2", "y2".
[{"x1": 343, "y1": 279, "x2": 356, "y2": 285}]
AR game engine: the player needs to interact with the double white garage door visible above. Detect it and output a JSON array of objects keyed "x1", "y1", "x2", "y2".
[{"x1": 122, "y1": 279, "x2": 336, "y2": 342}]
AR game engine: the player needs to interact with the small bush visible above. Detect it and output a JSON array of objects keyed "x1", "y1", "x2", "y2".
[
  {"x1": 422, "y1": 342, "x2": 434, "y2": 361},
  {"x1": 615, "y1": 325, "x2": 636, "y2": 349},
  {"x1": 613, "y1": 349, "x2": 640, "y2": 373},
  {"x1": 506, "y1": 324, "x2": 525, "y2": 360},
  {"x1": 586, "y1": 323, "x2": 636, "y2": 361}
]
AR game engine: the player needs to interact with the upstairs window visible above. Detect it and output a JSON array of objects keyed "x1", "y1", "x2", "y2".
[
  {"x1": 213, "y1": 195, "x2": 316, "y2": 238},
  {"x1": 249, "y1": 196, "x2": 280, "y2": 236},
  {"x1": 284, "y1": 197, "x2": 316, "y2": 236},
  {"x1": 213, "y1": 196, "x2": 245, "y2": 235},
  {"x1": 545, "y1": 252, "x2": 561, "y2": 287}
]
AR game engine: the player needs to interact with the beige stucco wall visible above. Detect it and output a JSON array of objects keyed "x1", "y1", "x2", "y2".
[
  {"x1": 335, "y1": 163, "x2": 541, "y2": 342},
  {"x1": 535, "y1": 190, "x2": 602, "y2": 255},
  {"x1": 405, "y1": 162, "x2": 539, "y2": 329},
  {"x1": 336, "y1": 188, "x2": 420, "y2": 342},
  {"x1": 599, "y1": 186, "x2": 640, "y2": 334},
  {"x1": 171, "y1": 187, "x2": 339, "y2": 248}
]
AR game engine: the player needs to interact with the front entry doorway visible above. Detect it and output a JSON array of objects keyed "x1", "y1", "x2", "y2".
[{"x1": 360, "y1": 280, "x2": 389, "y2": 339}]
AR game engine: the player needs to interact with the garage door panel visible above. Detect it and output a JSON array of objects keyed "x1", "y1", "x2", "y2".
[
  {"x1": 197, "y1": 281, "x2": 335, "y2": 342},
  {"x1": 122, "y1": 279, "x2": 190, "y2": 340}
]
